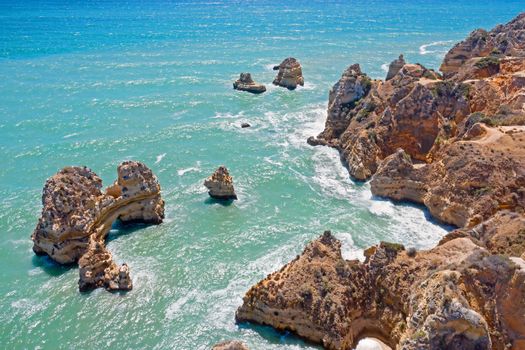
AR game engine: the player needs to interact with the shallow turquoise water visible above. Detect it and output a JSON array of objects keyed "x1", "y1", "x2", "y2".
[{"x1": 1, "y1": 1, "x2": 524, "y2": 349}]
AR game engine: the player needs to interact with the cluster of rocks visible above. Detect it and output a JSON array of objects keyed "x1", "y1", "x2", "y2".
[
  {"x1": 237, "y1": 12, "x2": 525, "y2": 350},
  {"x1": 32, "y1": 161, "x2": 165, "y2": 292},
  {"x1": 32, "y1": 163, "x2": 239, "y2": 292},
  {"x1": 233, "y1": 57, "x2": 304, "y2": 94},
  {"x1": 30, "y1": 12, "x2": 525, "y2": 350}
]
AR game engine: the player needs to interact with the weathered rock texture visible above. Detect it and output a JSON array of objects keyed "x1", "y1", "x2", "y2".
[
  {"x1": 211, "y1": 340, "x2": 249, "y2": 350},
  {"x1": 441, "y1": 13, "x2": 525, "y2": 79},
  {"x1": 233, "y1": 73, "x2": 266, "y2": 94},
  {"x1": 273, "y1": 57, "x2": 305, "y2": 90},
  {"x1": 386, "y1": 54, "x2": 406, "y2": 80},
  {"x1": 239, "y1": 13, "x2": 525, "y2": 350},
  {"x1": 32, "y1": 161, "x2": 164, "y2": 292},
  {"x1": 237, "y1": 231, "x2": 525, "y2": 350},
  {"x1": 204, "y1": 166, "x2": 238, "y2": 200}
]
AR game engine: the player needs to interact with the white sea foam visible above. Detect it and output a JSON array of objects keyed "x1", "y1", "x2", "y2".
[
  {"x1": 334, "y1": 232, "x2": 365, "y2": 261},
  {"x1": 155, "y1": 153, "x2": 166, "y2": 164},
  {"x1": 177, "y1": 162, "x2": 201, "y2": 176},
  {"x1": 381, "y1": 63, "x2": 389, "y2": 73},
  {"x1": 63, "y1": 132, "x2": 78, "y2": 139},
  {"x1": 211, "y1": 112, "x2": 244, "y2": 119},
  {"x1": 419, "y1": 40, "x2": 454, "y2": 55}
]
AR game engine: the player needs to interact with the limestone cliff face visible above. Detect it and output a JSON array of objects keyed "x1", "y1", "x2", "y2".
[
  {"x1": 441, "y1": 13, "x2": 525, "y2": 78},
  {"x1": 237, "y1": 231, "x2": 525, "y2": 350},
  {"x1": 32, "y1": 161, "x2": 164, "y2": 292},
  {"x1": 239, "y1": 13, "x2": 525, "y2": 350}
]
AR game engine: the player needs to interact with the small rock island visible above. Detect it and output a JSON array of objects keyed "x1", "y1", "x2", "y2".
[
  {"x1": 273, "y1": 57, "x2": 304, "y2": 90},
  {"x1": 204, "y1": 166, "x2": 238, "y2": 200},
  {"x1": 233, "y1": 73, "x2": 266, "y2": 94},
  {"x1": 32, "y1": 161, "x2": 165, "y2": 292}
]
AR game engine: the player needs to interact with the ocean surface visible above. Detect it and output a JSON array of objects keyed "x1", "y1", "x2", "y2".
[{"x1": 1, "y1": 1, "x2": 523, "y2": 349}]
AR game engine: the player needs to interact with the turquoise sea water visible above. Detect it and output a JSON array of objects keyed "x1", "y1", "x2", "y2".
[{"x1": 1, "y1": 1, "x2": 524, "y2": 349}]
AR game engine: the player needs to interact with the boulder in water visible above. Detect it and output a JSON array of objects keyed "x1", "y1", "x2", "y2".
[
  {"x1": 204, "y1": 166, "x2": 238, "y2": 200},
  {"x1": 272, "y1": 57, "x2": 304, "y2": 90},
  {"x1": 233, "y1": 73, "x2": 266, "y2": 94}
]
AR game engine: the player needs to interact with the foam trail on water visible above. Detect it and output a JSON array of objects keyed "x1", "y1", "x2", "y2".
[
  {"x1": 419, "y1": 40, "x2": 454, "y2": 55},
  {"x1": 155, "y1": 153, "x2": 166, "y2": 164}
]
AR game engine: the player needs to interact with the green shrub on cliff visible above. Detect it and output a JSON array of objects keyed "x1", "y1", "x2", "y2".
[{"x1": 475, "y1": 56, "x2": 500, "y2": 69}]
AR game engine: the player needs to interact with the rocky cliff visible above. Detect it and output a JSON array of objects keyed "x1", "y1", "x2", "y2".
[
  {"x1": 238, "y1": 13, "x2": 525, "y2": 350},
  {"x1": 32, "y1": 161, "x2": 164, "y2": 292},
  {"x1": 237, "y1": 231, "x2": 525, "y2": 350}
]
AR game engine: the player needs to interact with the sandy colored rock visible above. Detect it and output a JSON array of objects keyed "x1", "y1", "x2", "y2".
[
  {"x1": 237, "y1": 231, "x2": 525, "y2": 350},
  {"x1": 233, "y1": 73, "x2": 266, "y2": 94},
  {"x1": 385, "y1": 54, "x2": 406, "y2": 80},
  {"x1": 441, "y1": 13, "x2": 525, "y2": 78},
  {"x1": 371, "y1": 124, "x2": 525, "y2": 227},
  {"x1": 272, "y1": 57, "x2": 304, "y2": 90},
  {"x1": 32, "y1": 161, "x2": 164, "y2": 292},
  {"x1": 204, "y1": 166, "x2": 238, "y2": 200},
  {"x1": 211, "y1": 340, "x2": 249, "y2": 350}
]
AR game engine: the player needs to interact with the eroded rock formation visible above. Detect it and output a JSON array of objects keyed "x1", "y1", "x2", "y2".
[
  {"x1": 441, "y1": 12, "x2": 525, "y2": 78},
  {"x1": 233, "y1": 73, "x2": 266, "y2": 94},
  {"x1": 273, "y1": 57, "x2": 305, "y2": 90},
  {"x1": 237, "y1": 231, "x2": 525, "y2": 350},
  {"x1": 204, "y1": 166, "x2": 238, "y2": 200},
  {"x1": 240, "y1": 13, "x2": 525, "y2": 350},
  {"x1": 32, "y1": 161, "x2": 164, "y2": 292},
  {"x1": 386, "y1": 54, "x2": 406, "y2": 80}
]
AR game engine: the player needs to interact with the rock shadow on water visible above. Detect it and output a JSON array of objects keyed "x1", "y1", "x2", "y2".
[
  {"x1": 237, "y1": 322, "x2": 322, "y2": 349},
  {"x1": 106, "y1": 219, "x2": 151, "y2": 244},
  {"x1": 204, "y1": 197, "x2": 236, "y2": 207},
  {"x1": 32, "y1": 254, "x2": 75, "y2": 277}
]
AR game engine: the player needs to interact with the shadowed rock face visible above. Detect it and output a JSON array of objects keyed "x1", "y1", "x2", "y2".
[
  {"x1": 32, "y1": 161, "x2": 164, "y2": 292},
  {"x1": 233, "y1": 73, "x2": 266, "y2": 94},
  {"x1": 273, "y1": 57, "x2": 305, "y2": 90},
  {"x1": 236, "y1": 232, "x2": 525, "y2": 350}
]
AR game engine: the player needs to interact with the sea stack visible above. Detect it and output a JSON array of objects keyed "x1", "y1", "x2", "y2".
[
  {"x1": 272, "y1": 57, "x2": 304, "y2": 90},
  {"x1": 204, "y1": 166, "x2": 238, "y2": 200},
  {"x1": 385, "y1": 54, "x2": 406, "y2": 80},
  {"x1": 233, "y1": 73, "x2": 266, "y2": 94},
  {"x1": 31, "y1": 161, "x2": 165, "y2": 292}
]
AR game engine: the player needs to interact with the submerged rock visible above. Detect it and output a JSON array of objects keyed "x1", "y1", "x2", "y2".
[
  {"x1": 32, "y1": 161, "x2": 164, "y2": 292},
  {"x1": 385, "y1": 54, "x2": 406, "y2": 80},
  {"x1": 240, "y1": 122, "x2": 251, "y2": 128},
  {"x1": 212, "y1": 340, "x2": 249, "y2": 350},
  {"x1": 204, "y1": 166, "x2": 238, "y2": 200},
  {"x1": 233, "y1": 73, "x2": 266, "y2": 94},
  {"x1": 272, "y1": 57, "x2": 304, "y2": 90}
]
